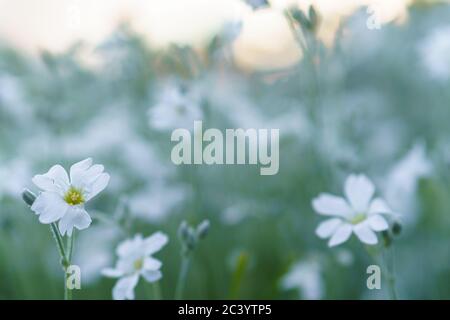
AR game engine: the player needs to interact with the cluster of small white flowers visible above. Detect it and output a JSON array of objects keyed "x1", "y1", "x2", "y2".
[{"x1": 25, "y1": 158, "x2": 400, "y2": 300}]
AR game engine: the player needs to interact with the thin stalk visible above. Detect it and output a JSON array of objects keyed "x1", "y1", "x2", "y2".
[
  {"x1": 152, "y1": 282, "x2": 162, "y2": 300},
  {"x1": 382, "y1": 246, "x2": 398, "y2": 300},
  {"x1": 67, "y1": 232, "x2": 75, "y2": 262},
  {"x1": 50, "y1": 223, "x2": 68, "y2": 267},
  {"x1": 64, "y1": 272, "x2": 73, "y2": 300},
  {"x1": 49, "y1": 223, "x2": 73, "y2": 300},
  {"x1": 175, "y1": 256, "x2": 191, "y2": 300}
]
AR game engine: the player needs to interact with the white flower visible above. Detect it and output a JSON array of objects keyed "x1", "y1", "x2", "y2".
[
  {"x1": 30, "y1": 158, "x2": 110, "y2": 236},
  {"x1": 0, "y1": 159, "x2": 31, "y2": 199},
  {"x1": 312, "y1": 174, "x2": 394, "y2": 247},
  {"x1": 102, "y1": 232, "x2": 168, "y2": 300},
  {"x1": 128, "y1": 183, "x2": 188, "y2": 223},
  {"x1": 418, "y1": 25, "x2": 450, "y2": 81},
  {"x1": 148, "y1": 82, "x2": 203, "y2": 131},
  {"x1": 383, "y1": 143, "x2": 431, "y2": 225},
  {"x1": 281, "y1": 258, "x2": 324, "y2": 300}
]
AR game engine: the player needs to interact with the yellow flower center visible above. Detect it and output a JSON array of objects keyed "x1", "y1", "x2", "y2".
[
  {"x1": 64, "y1": 187, "x2": 85, "y2": 206},
  {"x1": 350, "y1": 213, "x2": 366, "y2": 225},
  {"x1": 134, "y1": 258, "x2": 143, "y2": 270}
]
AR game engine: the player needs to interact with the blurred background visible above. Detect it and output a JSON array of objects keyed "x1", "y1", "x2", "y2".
[{"x1": 1, "y1": 0, "x2": 450, "y2": 299}]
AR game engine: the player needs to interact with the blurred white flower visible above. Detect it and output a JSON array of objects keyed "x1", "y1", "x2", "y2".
[
  {"x1": 334, "y1": 249, "x2": 354, "y2": 266},
  {"x1": 148, "y1": 82, "x2": 203, "y2": 131},
  {"x1": 0, "y1": 75, "x2": 30, "y2": 119},
  {"x1": 30, "y1": 158, "x2": 110, "y2": 236},
  {"x1": 383, "y1": 143, "x2": 432, "y2": 224},
  {"x1": 74, "y1": 225, "x2": 120, "y2": 284},
  {"x1": 0, "y1": 159, "x2": 31, "y2": 199},
  {"x1": 102, "y1": 232, "x2": 168, "y2": 300},
  {"x1": 61, "y1": 110, "x2": 133, "y2": 158},
  {"x1": 312, "y1": 174, "x2": 394, "y2": 247},
  {"x1": 128, "y1": 183, "x2": 189, "y2": 223},
  {"x1": 221, "y1": 202, "x2": 255, "y2": 225},
  {"x1": 418, "y1": 25, "x2": 450, "y2": 81},
  {"x1": 281, "y1": 259, "x2": 324, "y2": 300}
]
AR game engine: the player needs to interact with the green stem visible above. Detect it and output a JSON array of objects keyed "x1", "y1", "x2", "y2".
[
  {"x1": 49, "y1": 223, "x2": 73, "y2": 300},
  {"x1": 67, "y1": 232, "x2": 75, "y2": 262},
  {"x1": 382, "y1": 246, "x2": 398, "y2": 300},
  {"x1": 152, "y1": 282, "x2": 162, "y2": 300},
  {"x1": 64, "y1": 272, "x2": 72, "y2": 300},
  {"x1": 50, "y1": 223, "x2": 67, "y2": 266},
  {"x1": 175, "y1": 256, "x2": 191, "y2": 300}
]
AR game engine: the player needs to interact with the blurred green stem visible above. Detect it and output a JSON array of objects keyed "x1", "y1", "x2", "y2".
[
  {"x1": 49, "y1": 223, "x2": 72, "y2": 300},
  {"x1": 382, "y1": 245, "x2": 398, "y2": 300},
  {"x1": 152, "y1": 282, "x2": 162, "y2": 300},
  {"x1": 175, "y1": 255, "x2": 191, "y2": 300},
  {"x1": 229, "y1": 252, "x2": 249, "y2": 299}
]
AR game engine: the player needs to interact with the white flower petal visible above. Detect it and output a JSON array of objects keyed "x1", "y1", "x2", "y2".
[
  {"x1": 58, "y1": 207, "x2": 92, "y2": 236},
  {"x1": 69, "y1": 158, "x2": 93, "y2": 187},
  {"x1": 31, "y1": 192, "x2": 69, "y2": 224},
  {"x1": 368, "y1": 198, "x2": 393, "y2": 215},
  {"x1": 112, "y1": 274, "x2": 139, "y2": 300},
  {"x1": 354, "y1": 222, "x2": 378, "y2": 245},
  {"x1": 101, "y1": 268, "x2": 124, "y2": 278},
  {"x1": 312, "y1": 194, "x2": 353, "y2": 218},
  {"x1": 315, "y1": 218, "x2": 342, "y2": 239},
  {"x1": 328, "y1": 223, "x2": 352, "y2": 247},
  {"x1": 367, "y1": 214, "x2": 389, "y2": 232},
  {"x1": 144, "y1": 232, "x2": 169, "y2": 255},
  {"x1": 143, "y1": 257, "x2": 162, "y2": 271},
  {"x1": 85, "y1": 173, "x2": 110, "y2": 201},
  {"x1": 84, "y1": 164, "x2": 105, "y2": 181},
  {"x1": 32, "y1": 165, "x2": 69, "y2": 194},
  {"x1": 117, "y1": 234, "x2": 144, "y2": 257},
  {"x1": 344, "y1": 174, "x2": 375, "y2": 213},
  {"x1": 141, "y1": 270, "x2": 162, "y2": 283}
]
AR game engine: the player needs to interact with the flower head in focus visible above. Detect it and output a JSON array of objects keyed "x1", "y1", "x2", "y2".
[
  {"x1": 102, "y1": 232, "x2": 168, "y2": 300},
  {"x1": 312, "y1": 174, "x2": 395, "y2": 247},
  {"x1": 30, "y1": 158, "x2": 110, "y2": 236}
]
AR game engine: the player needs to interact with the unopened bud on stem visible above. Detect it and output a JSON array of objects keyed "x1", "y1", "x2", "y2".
[
  {"x1": 196, "y1": 220, "x2": 210, "y2": 239},
  {"x1": 22, "y1": 189, "x2": 36, "y2": 206}
]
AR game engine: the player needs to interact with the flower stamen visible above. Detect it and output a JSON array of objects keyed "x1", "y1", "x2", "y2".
[
  {"x1": 64, "y1": 186, "x2": 85, "y2": 206},
  {"x1": 134, "y1": 258, "x2": 143, "y2": 271},
  {"x1": 350, "y1": 213, "x2": 366, "y2": 225}
]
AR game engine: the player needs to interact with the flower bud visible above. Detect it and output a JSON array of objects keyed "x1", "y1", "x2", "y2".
[
  {"x1": 22, "y1": 189, "x2": 36, "y2": 206},
  {"x1": 382, "y1": 230, "x2": 392, "y2": 247},
  {"x1": 196, "y1": 220, "x2": 210, "y2": 239},
  {"x1": 308, "y1": 6, "x2": 319, "y2": 31},
  {"x1": 289, "y1": 8, "x2": 311, "y2": 30},
  {"x1": 392, "y1": 222, "x2": 402, "y2": 236},
  {"x1": 185, "y1": 228, "x2": 197, "y2": 251},
  {"x1": 178, "y1": 220, "x2": 190, "y2": 242}
]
